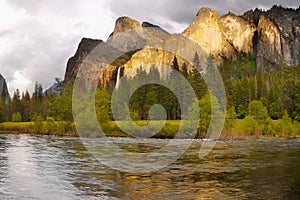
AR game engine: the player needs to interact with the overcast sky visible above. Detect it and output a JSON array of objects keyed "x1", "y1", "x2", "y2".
[{"x1": 0, "y1": 0, "x2": 299, "y2": 95}]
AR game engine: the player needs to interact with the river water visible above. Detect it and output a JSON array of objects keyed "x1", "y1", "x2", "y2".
[{"x1": 0, "y1": 134, "x2": 299, "y2": 199}]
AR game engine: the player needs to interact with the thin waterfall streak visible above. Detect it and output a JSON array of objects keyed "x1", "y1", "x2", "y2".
[{"x1": 115, "y1": 66, "x2": 121, "y2": 90}]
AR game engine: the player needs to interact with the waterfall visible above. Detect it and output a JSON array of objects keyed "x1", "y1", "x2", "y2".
[{"x1": 115, "y1": 66, "x2": 122, "y2": 90}]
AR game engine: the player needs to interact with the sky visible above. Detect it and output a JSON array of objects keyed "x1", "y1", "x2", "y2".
[{"x1": 0, "y1": 0, "x2": 299, "y2": 96}]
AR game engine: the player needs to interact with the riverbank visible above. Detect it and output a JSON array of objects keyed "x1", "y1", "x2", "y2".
[
  {"x1": 0, "y1": 119, "x2": 299, "y2": 140},
  {"x1": 0, "y1": 122, "x2": 77, "y2": 137}
]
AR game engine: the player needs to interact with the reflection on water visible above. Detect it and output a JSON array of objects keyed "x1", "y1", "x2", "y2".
[{"x1": 0, "y1": 134, "x2": 299, "y2": 199}]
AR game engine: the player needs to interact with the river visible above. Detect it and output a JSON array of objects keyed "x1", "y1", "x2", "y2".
[{"x1": 0, "y1": 134, "x2": 299, "y2": 199}]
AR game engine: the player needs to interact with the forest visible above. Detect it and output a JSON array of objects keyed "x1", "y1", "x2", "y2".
[{"x1": 0, "y1": 53, "x2": 300, "y2": 138}]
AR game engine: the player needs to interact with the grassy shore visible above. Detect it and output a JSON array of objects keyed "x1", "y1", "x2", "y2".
[
  {"x1": 0, "y1": 121, "x2": 77, "y2": 137},
  {"x1": 0, "y1": 119, "x2": 299, "y2": 140}
]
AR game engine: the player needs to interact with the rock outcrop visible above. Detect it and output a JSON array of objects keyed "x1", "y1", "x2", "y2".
[
  {"x1": 64, "y1": 38, "x2": 103, "y2": 82},
  {"x1": 63, "y1": 6, "x2": 300, "y2": 85},
  {"x1": 111, "y1": 16, "x2": 142, "y2": 36},
  {"x1": 220, "y1": 13, "x2": 256, "y2": 54},
  {"x1": 65, "y1": 16, "x2": 170, "y2": 85},
  {"x1": 243, "y1": 5, "x2": 300, "y2": 71},
  {"x1": 0, "y1": 74, "x2": 9, "y2": 98},
  {"x1": 183, "y1": 8, "x2": 235, "y2": 63}
]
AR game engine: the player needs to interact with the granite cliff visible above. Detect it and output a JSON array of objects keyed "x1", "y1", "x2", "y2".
[
  {"x1": 63, "y1": 5, "x2": 300, "y2": 85},
  {"x1": 0, "y1": 74, "x2": 9, "y2": 98}
]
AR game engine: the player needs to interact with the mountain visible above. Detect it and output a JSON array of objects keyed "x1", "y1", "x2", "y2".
[
  {"x1": 63, "y1": 5, "x2": 300, "y2": 85},
  {"x1": 0, "y1": 74, "x2": 9, "y2": 98},
  {"x1": 44, "y1": 83, "x2": 61, "y2": 96},
  {"x1": 243, "y1": 6, "x2": 300, "y2": 71}
]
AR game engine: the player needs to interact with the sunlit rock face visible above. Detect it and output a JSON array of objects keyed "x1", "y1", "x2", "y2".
[
  {"x1": 243, "y1": 5, "x2": 300, "y2": 72},
  {"x1": 183, "y1": 8, "x2": 236, "y2": 64},
  {"x1": 256, "y1": 15, "x2": 283, "y2": 72},
  {"x1": 0, "y1": 74, "x2": 9, "y2": 98},
  {"x1": 63, "y1": 6, "x2": 300, "y2": 85},
  {"x1": 112, "y1": 16, "x2": 142, "y2": 36},
  {"x1": 220, "y1": 13, "x2": 256, "y2": 54}
]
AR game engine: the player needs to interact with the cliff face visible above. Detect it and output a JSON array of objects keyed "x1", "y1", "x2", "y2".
[
  {"x1": 256, "y1": 15, "x2": 284, "y2": 71},
  {"x1": 0, "y1": 74, "x2": 9, "y2": 98},
  {"x1": 64, "y1": 38, "x2": 103, "y2": 82},
  {"x1": 220, "y1": 13, "x2": 256, "y2": 55},
  {"x1": 65, "y1": 16, "x2": 170, "y2": 85},
  {"x1": 243, "y1": 6, "x2": 300, "y2": 71},
  {"x1": 183, "y1": 8, "x2": 235, "y2": 63},
  {"x1": 64, "y1": 6, "x2": 300, "y2": 84}
]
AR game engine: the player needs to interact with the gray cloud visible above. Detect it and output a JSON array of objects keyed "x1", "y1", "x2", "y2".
[
  {"x1": 0, "y1": 0, "x2": 114, "y2": 95},
  {"x1": 107, "y1": 0, "x2": 299, "y2": 32}
]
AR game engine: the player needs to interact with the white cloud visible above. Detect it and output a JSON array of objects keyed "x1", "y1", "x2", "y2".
[
  {"x1": 0, "y1": 0, "x2": 114, "y2": 95},
  {"x1": 8, "y1": 70, "x2": 32, "y2": 95}
]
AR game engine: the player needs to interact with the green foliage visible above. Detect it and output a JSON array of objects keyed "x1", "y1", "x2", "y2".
[
  {"x1": 241, "y1": 116, "x2": 257, "y2": 135},
  {"x1": 262, "y1": 118, "x2": 275, "y2": 136},
  {"x1": 95, "y1": 88, "x2": 111, "y2": 121},
  {"x1": 225, "y1": 106, "x2": 237, "y2": 130},
  {"x1": 198, "y1": 94, "x2": 211, "y2": 132},
  {"x1": 276, "y1": 110, "x2": 294, "y2": 137},
  {"x1": 33, "y1": 115, "x2": 43, "y2": 133},
  {"x1": 0, "y1": 101, "x2": 6, "y2": 123},
  {"x1": 198, "y1": 93, "x2": 224, "y2": 135},
  {"x1": 46, "y1": 84, "x2": 73, "y2": 121},
  {"x1": 45, "y1": 117, "x2": 56, "y2": 133},
  {"x1": 236, "y1": 104, "x2": 246, "y2": 119},
  {"x1": 293, "y1": 81, "x2": 300, "y2": 121},
  {"x1": 12, "y1": 112, "x2": 22, "y2": 122},
  {"x1": 269, "y1": 102, "x2": 282, "y2": 120},
  {"x1": 248, "y1": 100, "x2": 269, "y2": 122}
]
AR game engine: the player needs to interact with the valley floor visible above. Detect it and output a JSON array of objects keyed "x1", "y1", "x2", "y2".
[{"x1": 0, "y1": 120, "x2": 299, "y2": 140}]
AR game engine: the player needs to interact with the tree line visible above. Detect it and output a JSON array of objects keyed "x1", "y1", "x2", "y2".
[
  {"x1": 0, "y1": 80, "x2": 73, "y2": 123},
  {"x1": 0, "y1": 52, "x2": 300, "y2": 134}
]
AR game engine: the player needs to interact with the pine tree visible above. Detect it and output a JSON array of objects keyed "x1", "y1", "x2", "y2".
[{"x1": 22, "y1": 91, "x2": 31, "y2": 121}]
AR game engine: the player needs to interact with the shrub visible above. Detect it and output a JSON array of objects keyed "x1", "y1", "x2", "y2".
[
  {"x1": 262, "y1": 118, "x2": 275, "y2": 136},
  {"x1": 242, "y1": 116, "x2": 257, "y2": 135},
  {"x1": 12, "y1": 112, "x2": 22, "y2": 122},
  {"x1": 248, "y1": 100, "x2": 269, "y2": 122},
  {"x1": 46, "y1": 117, "x2": 56, "y2": 134},
  {"x1": 33, "y1": 115, "x2": 44, "y2": 133}
]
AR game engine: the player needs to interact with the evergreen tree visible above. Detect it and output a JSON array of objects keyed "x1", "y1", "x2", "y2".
[{"x1": 22, "y1": 91, "x2": 31, "y2": 121}]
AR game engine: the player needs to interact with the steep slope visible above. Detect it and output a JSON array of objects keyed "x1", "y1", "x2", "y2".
[
  {"x1": 65, "y1": 16, "x2": 170, "y2": 86},
  {"x1": 63, "y1": 6, "x2": 300, "y2": 85},
  {"x1": 183, "y1": 8, "x2": 235, "y2": 63},
  {"x1": 243, "y1": 5, "x2": 300, "y2": 71},
  {"x1": 0, "y1": 74, "x2": 9, "y2": 98},
  {"x1": 220, "y1": 13, "x2": 256, "y2": 54},
  {"x1": 64, "y1": 38, "x2": 103, "y2": 82}
]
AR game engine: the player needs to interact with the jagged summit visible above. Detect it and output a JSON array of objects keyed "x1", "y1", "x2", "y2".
[
  {"x1": 63, "y1": 6, "x2": 300, "y2": 85},
  {"x1": 183, "y1": 7, "x2": 235, "y2": 62},
  {"x1": 112, "y1": 16, "x2": 142, "y2": 35},
  {"x1": 64, "y1": 38, "x2": 102, "y2": 82}
]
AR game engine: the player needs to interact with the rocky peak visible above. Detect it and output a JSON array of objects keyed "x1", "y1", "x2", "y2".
[
  {"x1": 183, "y1": 8, "x2": 235, "y2": 62},
  {"x1": 64, "y1": 38, "x2": 102, "y2": 82},
  {"x1": 63, "y1": 6, "x2": 300, "y2": 86},
  {"x1": 0, "y1": 74, "x2": 9, "y2": 98},
  {"x1": 242, "y1": 8, "x2": 263, "y2": 25},
  {"x1": 112, "y1": 16, "x2": 142, "y2": 35}
]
